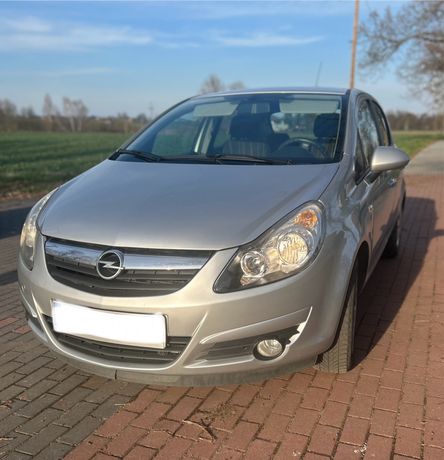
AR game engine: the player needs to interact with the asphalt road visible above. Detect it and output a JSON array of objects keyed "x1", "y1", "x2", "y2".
[{"x1": 0, "y1": 206, "x2": 32, "y2": 239}]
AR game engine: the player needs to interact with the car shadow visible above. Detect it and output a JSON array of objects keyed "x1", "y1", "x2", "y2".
[{"x1": 353, "y1": 195, "x2": 443, "y2": 367}]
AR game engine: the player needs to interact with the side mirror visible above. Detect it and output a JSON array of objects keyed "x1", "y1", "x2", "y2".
[{"x1": 371, "y1": 146, "x2": 410, "y2": 173}]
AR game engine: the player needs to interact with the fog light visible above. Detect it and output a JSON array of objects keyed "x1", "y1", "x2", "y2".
[{"x1": 255, "y1": 339, "x2": 284, "y2": 360}]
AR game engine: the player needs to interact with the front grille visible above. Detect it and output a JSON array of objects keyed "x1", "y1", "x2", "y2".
[
  {"x1": 45, "y1": 238, "x2": 211, "y2": 297},
  {"x1": 199, "y1": 326, "x2": 299, "y2": 361},
  {"x1": 44, "y1": 316, "x2": 190, "y2": 365}
]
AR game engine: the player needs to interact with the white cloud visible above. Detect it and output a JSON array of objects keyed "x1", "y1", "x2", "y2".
[
  {"x1": 158, "y1": 40, "x2": 201, "y2": 49},
  {"x1": 0, "y1": 16, "x2": 51, "y2": 33},
  {"x1": 0, "y1": 14, "x2": 322, "y2": 52},
  {"x1": 68, "y1": 25, "x2": 152, "y2": 46},
  {"x1": 213, "y1": 32, "x2": 324, "y2": 48},
  {"x1": 0, "y1": 16, "x2": 152, "y2": 52}
]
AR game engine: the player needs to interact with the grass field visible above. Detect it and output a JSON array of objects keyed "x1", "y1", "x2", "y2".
[
  {"x1": 0, "y1": 132, "x2": 128, "y2": 199},
  {"x1": 0, "y1": 130, "x2": 442, "y2": 200},
  {"x1": 392, "y1": 131, "x2": 444, "y2": 157}
]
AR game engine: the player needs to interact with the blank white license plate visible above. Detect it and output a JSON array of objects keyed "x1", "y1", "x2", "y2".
[{"x1": 51, "y1": 300, "x2": 166, "y2": 349}]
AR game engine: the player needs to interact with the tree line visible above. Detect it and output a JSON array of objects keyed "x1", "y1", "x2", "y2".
[
  {"x1": 1, "y1": 94, "x2": 442, "y2": 133},
  {"x1": 0, "y1": 67, "x2": 442, "y2": 133},
  {"x1": 0, "y1": 74, "x2": 244, "y2": 133},
  {"x1": 0, "y1": 95, "x2": 152, "y2": 133}
]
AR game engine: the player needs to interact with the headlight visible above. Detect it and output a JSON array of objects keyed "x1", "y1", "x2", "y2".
[
  {"x1": 19, "y1": 190, "x2": 57, "y2": 270},
  {"x1": 214, "y1": 202, "x2": 325, "y2": 293}
]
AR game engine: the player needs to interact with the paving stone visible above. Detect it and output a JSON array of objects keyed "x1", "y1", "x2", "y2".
[
  {"x1": 32, "y1": 441, "x2": 73, "y2": 460},
  {"x1": 54, "y1": 401, "x2": 97, "y2": 428},
  {"x1": 16, "y1": 393, "x2": 60, "y2": 418},
  {"x1": 17, "y1": 407, "x2": 64, "y2": 434},
  {"x1": 59, "y1": 415, "x2": 103, "y2": 445},
  {"x1": 16, "y1": 424, "x2": 67, "y2": 456},
  {"x1": 91, "y1": 394, "x2": 130, "y2": 419}
]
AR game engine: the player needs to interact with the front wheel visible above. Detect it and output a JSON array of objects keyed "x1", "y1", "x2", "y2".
[{"x1": 315, "y1": 269, "x2": 357, "y2": 373}]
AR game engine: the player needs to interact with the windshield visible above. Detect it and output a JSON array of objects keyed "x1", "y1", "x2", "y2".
[{"x1": 124, "y1": 93, "x2": 344, "y2": 165}]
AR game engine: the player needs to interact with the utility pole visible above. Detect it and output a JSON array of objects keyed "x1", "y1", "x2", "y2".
[{"x1": 349, "y1": 0, "x2": 360, "y2": 88}]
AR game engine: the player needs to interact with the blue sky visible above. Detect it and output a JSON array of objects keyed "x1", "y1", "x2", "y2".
[{"x1": 0, "y1": 0, "x2": 423, "y2": 117}]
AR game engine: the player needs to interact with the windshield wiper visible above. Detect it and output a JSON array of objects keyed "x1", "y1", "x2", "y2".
[
  {"x1": 158, "y1": 155, "x2": 216, "y2": 163},
  {"x1": 213, "y1": 154, "x2": 288, "y2": 165},
  {"x1": 114, "y1": 148, "x2": 165, "y2": 162},
  {"x1": 114, "y1": 150, "x2": 292, "y2": 165}
]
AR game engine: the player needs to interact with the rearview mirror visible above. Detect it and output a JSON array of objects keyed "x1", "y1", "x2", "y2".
[{"x1": 371, "y1": 146, "x2": 410, "y2": 173}]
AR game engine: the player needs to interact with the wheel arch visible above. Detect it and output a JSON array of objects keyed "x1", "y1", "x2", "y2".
[
  {"x1": 316, "y1": 239, "x2": 369, "y2": 370},
  {"x1": 324, "y1": 239, "x2": 369, "y2": 351}
]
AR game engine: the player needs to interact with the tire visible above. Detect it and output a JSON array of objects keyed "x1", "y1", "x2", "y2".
[
  {"x1": 316, "y1": 269, "x2": 357, "y2": 373},
  {"x1": 383, "y1": 212, "x2": 402, "y2": 258}
]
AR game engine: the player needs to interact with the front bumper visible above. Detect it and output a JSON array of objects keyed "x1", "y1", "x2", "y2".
[{"x1": 18, "y1": 232, "x2": 350, "y2": 386}]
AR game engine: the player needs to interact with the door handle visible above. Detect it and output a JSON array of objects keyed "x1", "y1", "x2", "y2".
[{"x1": 387, "y1": 178, "x2": 397, "y2": 187}]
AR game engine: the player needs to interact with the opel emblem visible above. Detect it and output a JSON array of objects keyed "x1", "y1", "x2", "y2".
[{"x1": 96, "y1": 250, "x2": 124, "y2": 280}]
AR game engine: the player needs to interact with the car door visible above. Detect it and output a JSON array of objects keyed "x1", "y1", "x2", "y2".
[
  {"x1": 369, "y1": 100, "x2": 400, "y2": 227},
  {"x1": 356, "y1": 98, "x2": 393, "y2": 259}
]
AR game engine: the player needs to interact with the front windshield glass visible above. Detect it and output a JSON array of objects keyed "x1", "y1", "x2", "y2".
[{"x1": 126, "y1": 93, "x2": 343, "y2": 164}]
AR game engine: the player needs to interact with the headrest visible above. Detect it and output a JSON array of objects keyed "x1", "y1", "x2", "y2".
[
  {"x1": 313, "y1": 113, "x2": 340, "y2": 139},
  {"x1": 229, "y1": 114, "x2": 271, "y2": 141}
]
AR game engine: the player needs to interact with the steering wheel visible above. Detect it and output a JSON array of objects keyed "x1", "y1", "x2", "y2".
[{"x1": 277, "y1": 138, "x2": 324, "y2": 157}]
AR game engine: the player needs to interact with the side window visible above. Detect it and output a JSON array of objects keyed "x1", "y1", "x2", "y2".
[
  {"x1": 357, "y1": 100, "x2": 379, "y2": 165},
  {"x1": 370, "y1": 102, "x2": 390, "y2": 146},
  {"x1": 355, "y1": 134, "x2": 368, "y2": 182}
]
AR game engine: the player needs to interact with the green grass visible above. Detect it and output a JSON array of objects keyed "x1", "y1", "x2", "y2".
[
  {"x1": 1, "y1": 130, "x2": 443, "y2": 199},
  {"x1": 392, "y1": 131, "x2": 444, "y2": 157},
  {"x1": 0, "y1": 131, "x2": 128, "y2": 199}
]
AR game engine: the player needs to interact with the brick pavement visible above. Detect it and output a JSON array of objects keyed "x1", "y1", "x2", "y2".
[
  {"x1": 1, "y1": 162, "x2": 443, "y2": 458},
  {"x1": 0, "y1": 234, "x2": 146, "y2": 459}
]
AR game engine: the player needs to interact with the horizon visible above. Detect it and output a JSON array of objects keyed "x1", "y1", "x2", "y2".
[{"x1": 0, "y1": 0, "x2": 428, "y2": 118}]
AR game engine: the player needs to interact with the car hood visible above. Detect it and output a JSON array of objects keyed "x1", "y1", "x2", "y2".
[{"x1": 41, "y1": 159, "x2": 338, "y2": 250}]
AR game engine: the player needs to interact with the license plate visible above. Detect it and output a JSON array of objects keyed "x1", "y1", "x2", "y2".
[{"x1": 51, "y1": 300, "x2": 166, "y2": 349}]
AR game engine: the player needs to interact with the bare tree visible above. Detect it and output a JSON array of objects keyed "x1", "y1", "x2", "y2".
[
  {"x1": 0, "y1": 99, "x2": 18, "y2": 131},
  {"x1": 43, "y1": 94, "x2": 66, "y2": 132},
  {"x1": 20, "y1": 106, "x2": 36, "y2": 118},
  {"x1": 359, "y1": 1, "x2": 444, "y2": 111},
  {"x1": 62, "y1": 97, "x2": 89, "y2": 132},
  {"x1": 199, "y1": 74, "x2": 246, "y2": 94},
  {"x1": 116, "y1": 112, "x2": 131, "y2": 133},
  {"x1": 73, "y1": 99, "x2": 88, "y2": 132},
  {"x1": 63, "y1": 97, "x2": 76, "y2": 132},
  {"x1": 228, "y1": 81, "x2": 246, "y2": 91},
  {"x1": 200, "y1": 74, "x2": 225, "y2": 94}
]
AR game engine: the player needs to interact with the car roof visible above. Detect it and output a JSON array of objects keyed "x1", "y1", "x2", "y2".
[{"x1": 192, "y1": 87, "x2": 350, "y2": 99}]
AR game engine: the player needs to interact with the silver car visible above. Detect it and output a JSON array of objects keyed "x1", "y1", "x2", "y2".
[{"x1": 18, "y1": 87, "x2": 409, "y2": 386}]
